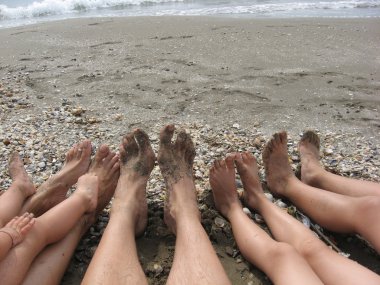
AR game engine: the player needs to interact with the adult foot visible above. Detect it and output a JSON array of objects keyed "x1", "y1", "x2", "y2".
[
  {"x1": 157, "y1": 124, "x2": 198, "y2": 234},
  {"x1": 209, "y1": 155, "x2": 242, "y2": 218},
  {"x1": 21, "y1": 140, "x2": 92, "y2": 216},
  {"x1": 262, "y1": 132, "x2": 295, "y2": 196},
  {"x1": 298, "y1": 131, "x2": 324, "y2": 187},
  {"x1": 112, "y1": 129, "x2": 155, "y2": 236},
  {"x1": 9, "y1": 152, "x2": 35, "y2": 197},
  {"x1": 235, "y1": 152, "x2": 266, "y2": 210},
  {"x1": 75, "y1": 174, "x2": 98, "y2": 213},
  {"x1": 88, "y1": 144, "x2": 120, "y2": 215}
]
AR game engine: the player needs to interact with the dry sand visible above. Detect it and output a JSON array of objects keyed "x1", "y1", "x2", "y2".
[{"x1": 0, "y1": 16, "x2": 379, "y2": 285}]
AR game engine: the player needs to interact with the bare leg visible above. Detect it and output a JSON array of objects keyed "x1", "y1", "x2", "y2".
[
  {"x1": 263, "y1": 132, "x2": 380, "y2": 252},
  {"x1": 299, "y1": 131, "x2": 380, "y2": 197},
  {"x1": 238, "y1": 151, "x2": 380, "y2": 285},
  {"x1": 82, "y1": 129, "x2": 155, "y2": 285},
  {"x1": 21, "y1": 140, "x2": 92, "y2": 216},
  {"x1": 0, "y1": 153, "x2": 35, "y2": 226},
  {"x1": 0, "y1": 173, "x2": 98, "y2": 285},
  {"x1": 23, "y1": 145, "x2": 119, "y2": 285},
  {"x1": 210, "y1": 155, "x2": 323, "y2": 285},
  {"x1": 158, "y1": 125, "x2": 231, "y2": 285}
]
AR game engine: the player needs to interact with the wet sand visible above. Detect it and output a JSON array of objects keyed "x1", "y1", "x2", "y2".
[{"x1": 0, "y1": 16, "x2": 379, "y2": 285}]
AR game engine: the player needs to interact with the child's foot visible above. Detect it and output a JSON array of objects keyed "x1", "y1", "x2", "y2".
[
  {"x1": 235, "y1": 152, "x2": 266, "y2": 210},
  {"x1": 22, "y1": 140, "x2": 92, "y2": 216},
  {"x1": 112, "y1": 129, "x2": 155, "y2": 236},
  {"x1": 298, "y1": 131, "x2": 324, "y2": 187},
  {"x1": 75, "y1": 174, "x2": 99, "y2": 213},
  {"x1": 9, "y1": 152, "x2": 35, "y2": 198},
  {"x1": 209, "y1": 155, "x2": 242, "y2": 218},
  {"x1": 157, "y1": 125, "x2": 199, "y2": 234},
  {"x1": 88, "y1": 144, "x2": 120, "y2": 214},
  {"x1": 262, "y1": 132, "x2": 295, "y2": 196}
]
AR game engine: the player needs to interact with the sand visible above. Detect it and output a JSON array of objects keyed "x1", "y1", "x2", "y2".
[
  {"x1": 1, "y1": 17, "x2": 379, "y2": 138},
  {"x1": 0, "y1": 16, "x2": 379, "y2": 284}
]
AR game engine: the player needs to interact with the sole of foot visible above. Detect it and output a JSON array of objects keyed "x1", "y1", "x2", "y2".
[
  {"x1": 157, "y1": 124, "x2": 199, "y2": 234},
  {"x1": 113, "y1": 129, "x2": 155, "y2": 236},
  {"x1": 235, "y1": 151, "x2": 265, "y2": 210},
  {"x1": 209, "y1": 155, "x2": 241, "y2": 218},
  {"x1": 262, "y1": 132, "x2": 295, "y2": 196},
  {"x1": 298, "y1": 130, "x2": 324, "y2": 186},
  {"x1": 9, "y1": 152, "x2": 35, "y2": 197}
]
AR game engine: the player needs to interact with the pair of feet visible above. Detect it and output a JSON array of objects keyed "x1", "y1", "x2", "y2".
[
  {"x1": 111, "y1": 124, "x2": 198, "y2": 236},
  {"x1": 210, "y1": 130, "x2": 323, "y2": 217},
  {"x1": 9, "y1": 139, "x2": 120, "y2": 229}
]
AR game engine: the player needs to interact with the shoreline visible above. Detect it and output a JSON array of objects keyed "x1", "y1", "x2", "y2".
[{"x1": 1, "y1": 16, "x2": 379, "y2": 284}]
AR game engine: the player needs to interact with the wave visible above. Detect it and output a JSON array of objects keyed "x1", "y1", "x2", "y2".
[
  {"x1": 0, "y1": 0, "x2": 379, "y2": 21},
  {"x1": 0, "y1": 0, "x2": 184, "y2": 20}
]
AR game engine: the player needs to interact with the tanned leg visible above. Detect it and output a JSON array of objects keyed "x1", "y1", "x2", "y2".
[
  {"x1": 263, "y1": 132, "x2": 380, "y2": 252},
  {"x1": 210, "y1": 154, "x2": 323, "y2": 285},
  {"x1": 299, "y1": 130, "x2": 380, "y2": 197},
  {"x1": 20, "y1": 140, "x2": 92, "y2": 217},
  {"x1": 158, "y1": 125, "x2": 231, "y2": 285},
  {"x1": 0, "y1": 153, "x2": 35, "y2": 227},
  {"x1": 0, "y1": 174, "x2": 98, "y2": 285},
  {"x1": 82, "y1": 129, "x2": 155, "y2": 285},
  {"x1": 22, "y1": 145, "x2": 119, "y2": 285},
  {"x1": 259, "y1": 135, "x2": 380, "y2": 284}
]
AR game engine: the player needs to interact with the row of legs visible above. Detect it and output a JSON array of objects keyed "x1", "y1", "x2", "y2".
[{"x1": 0, "y1": 127, "x2": 379, "y2": 284}]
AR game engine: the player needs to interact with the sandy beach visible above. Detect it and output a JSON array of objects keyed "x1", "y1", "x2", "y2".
[{"x1": 0, "y1": 16, "x2": 379, "y2": 284}]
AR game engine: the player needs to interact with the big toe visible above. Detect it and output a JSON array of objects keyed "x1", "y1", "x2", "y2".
[
  {"x1": 134, "y1": 129, "x2": 151, "y2": 152},
  {"x1": 160, "y1": 124, "x2": 175, "y2": 146},
  {"x1": 121, "y1": 132, "x2": 139, "y2": 160}
]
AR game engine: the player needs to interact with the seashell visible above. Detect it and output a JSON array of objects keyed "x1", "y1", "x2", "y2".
[
  {"x1": 264, "y1": 192, "x2": 274, "y2": 202},
  {"x1": 242, "y1": 207, "x2": 252, "y2": 218},
  {"x1": 214, "y1": 217, "x2": 226, "y2": 228},
  {"x1": 275, "y1": 199, "x2": 287, "y2": 208},
  {"x1": 254, "y1": 213, "x2": 264, "y2": 223}
]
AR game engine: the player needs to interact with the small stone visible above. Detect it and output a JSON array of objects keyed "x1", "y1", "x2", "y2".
[
  {"x1": 225, "y1": 246, "x2": 234, "y2": 257},
  {"x1": 38, "y1": 162, "x2": 46, "y2": 168},
  {"x1": 233, "y1": 123, "x2": 240, "y2": 129},
  {"x1": 3, "y1": 138, "x2": 11, "y2": 146}
]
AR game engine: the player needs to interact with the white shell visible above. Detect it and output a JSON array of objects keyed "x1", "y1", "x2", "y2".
[
  {"x1": 242, "y1": 207, "x2": 252, "y2": 218},
  {"x1": 275, "y1": 199, "x2": 287, "y2": 208},
  {"x1": 264, "y1": 192, "x2": 274, "y2": 202}
]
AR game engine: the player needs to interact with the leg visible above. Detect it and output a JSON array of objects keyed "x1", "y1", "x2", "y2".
[
  {"x1": 158, "y1": 125, "x2": 231, "y2": 285},
  {"x1": 20, "y1": 140, "x2": 92, "y2": 217},
  {"x1": 0, "y1": 174, "x2": 98, "y2": 285},
  {"x1": 82, "y1": 129, "x2": 155, "y2": 285},
  {"x1": 210, "y1": 155, "x2": 323, "y2": 285},
  {"x1": 264, "y1": 132, "x2": 380, "y2": 252},
  {"x1": 259, "y1": 136, "x2": 380, "y2": 284},
  {"x1": 299, "y1": 131, "x2": 380, "y2": 197},
  {"x1": 22, "y1": 145, "x2": 119, "y2": 285},
  {"x1": 0, "y1": 153, "x2": 35, "y2": 226}
]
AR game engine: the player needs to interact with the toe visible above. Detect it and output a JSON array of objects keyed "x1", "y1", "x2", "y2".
[
  {"x1": 95, "y1": 144, "x2": 110, "y2": 162},
  {"x1": 159, "y1": 124, "x2": 175, "y2": 146},
  {"x1": 279, "y1": 131, "x2": 287, "y2": 145},
  {"x1": 225, "y1": 155, "x2": 235, "y2": 169},
  {"x1": 123, "y1": 132, "x2": 139, "y2": 157},
  {"x1": 103, "y1": 152, "x2": 115, "y2": 164},
  {"x1": 184, "y1": 133, "x2": 196, "y2": 164},
  {"x1": 175, "y1": 130, "x2": 187, "y2": 152},
  {"x1": 134, "y1": 129, "x2": 150, "y2": 152}
]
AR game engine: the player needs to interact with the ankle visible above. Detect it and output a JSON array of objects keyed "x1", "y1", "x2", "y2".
[{"x1": 225, "y1": 201, "x2": 243, "y2": 220}]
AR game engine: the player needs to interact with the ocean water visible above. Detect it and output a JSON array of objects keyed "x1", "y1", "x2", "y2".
[{"x1": 0, "y1": 0, "x2": 380, "y2": 28}]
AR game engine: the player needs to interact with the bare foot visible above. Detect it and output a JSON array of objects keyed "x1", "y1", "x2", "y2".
[
  {"x1": 157, "y1": 124, "x2": 198, "y2": 234},
  {"x1": 21, "y1": 140, "x2": 92, "y2": 216},
  {"x1": 75, "y1": 174, "x2": 98, "y2": 213},
  {"x1": 235, "y1": 152, "x2": 266, "y2": 209},
  {"x1": 112, "y1": 129, "x2": 155, "y2": 236},
  {"x1": 298, "y1": 131, "x2": 324, "y2": 187},
  {"x1": 9, "y1": 152, "x2": 35, "y2": 198},
  {"x1": 88, "y1": 144, "x2": 120, "y2": 215},
  {"x1": 262, "y1": 132, "x2": 295, "y2": 196},
  {"x1": 209, "y1": 155, "x2": 242, "y2": 218}
]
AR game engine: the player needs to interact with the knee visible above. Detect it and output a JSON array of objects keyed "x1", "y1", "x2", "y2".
[
  {"x1": 268, "y1": 242, "x2": 299, "y2": 261},
  {"x1": 296, "y1": 237, "x2": 326, "y2": 260}
]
